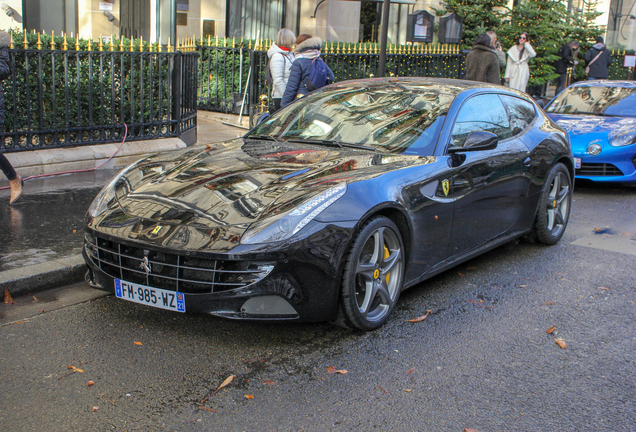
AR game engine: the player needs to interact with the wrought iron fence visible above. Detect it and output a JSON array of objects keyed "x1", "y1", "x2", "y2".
[
  {"x1": 197, "y1": 38, "x2": 465, "y2": 116},
  {"x1": 1, "y1": 33, "x2": 198, "y2": 153}
]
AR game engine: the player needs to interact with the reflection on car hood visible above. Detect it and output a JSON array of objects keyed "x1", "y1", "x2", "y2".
[
  {"x1": 103, "y1": 138, "x2": 434, "y2": 232},
  {"x1": 548, "y1": 114, "x2": 636, "y2": 148}
]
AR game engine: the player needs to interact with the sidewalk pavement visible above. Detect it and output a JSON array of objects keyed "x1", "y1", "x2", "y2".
[{"x1": 1, "y1": 112, "x2": 250, "y2": 300}]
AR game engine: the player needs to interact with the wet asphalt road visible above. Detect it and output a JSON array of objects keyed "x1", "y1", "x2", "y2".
[{"x1": 1, "y1": 181, "x2": 635, "y2": 431}]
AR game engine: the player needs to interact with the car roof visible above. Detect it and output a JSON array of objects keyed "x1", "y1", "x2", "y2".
[
  {"x1": 327, "y1": 77, "x2": 521, "y2": 96},
  {"x1": 568, "y1": 80, "x2": 636, "y2": 89}
]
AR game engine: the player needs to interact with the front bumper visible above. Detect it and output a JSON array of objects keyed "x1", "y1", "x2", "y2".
[
  {"x1": 82, "y1": 221, "x2": 355, "y2": 323},
  {"x1": 574, "y1": 149, "x2": 636, "y2": 183}
]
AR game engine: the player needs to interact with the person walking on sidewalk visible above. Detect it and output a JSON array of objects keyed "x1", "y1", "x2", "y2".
[
  {"x1": 505, "y1": 32, "x2": 536, "y2": 93},
  {"x1": 281, "y1": 36, "x2": 334, "y2": 108},
  {"x1": 555, "y1": 40, "x2": 580, "y2": 94},
  {"x1": 0, "y1": 30, "x2": 22, "y2": 205},
  {"x1": 465, "y1": 34, "x2": 502, "y2": 85},
  {"x1": 267, "y1": 28, "x2": 296, "y2": 112},
  {"x1": 585, "y1": 36, "x2": 612, "y2": 80}
]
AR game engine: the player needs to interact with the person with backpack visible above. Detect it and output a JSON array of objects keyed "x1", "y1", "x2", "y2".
[
  {"x1": 585, "y1": 36, "x2": 612, "y2": 80},
  {"x1": 266, "y1": 28, "x2": 296, "y2": 112},
  {"x1": 0, "y1": 30, "x2": 22, "y2": 205},
  {"x1": 281, "y1": 36, "x2": 334, "y2": 108},
  {"x1": 555, "y1": 40, "x2": 579, "y2": 94}
]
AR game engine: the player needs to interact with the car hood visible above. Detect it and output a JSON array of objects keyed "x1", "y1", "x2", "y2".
[
  {"x1": 548, "y1": 114, "x2": 636, "y2": 149},
  {"x1": 94, "y1": 138, "x2": 435, "y2": 238}
]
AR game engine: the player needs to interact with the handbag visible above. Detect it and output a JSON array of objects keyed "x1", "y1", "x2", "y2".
[{"x1": 585, "y1": 50, "x2": 603, "y2": 75}]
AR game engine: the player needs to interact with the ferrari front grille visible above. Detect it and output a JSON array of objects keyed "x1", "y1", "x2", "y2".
[
  {"x1": 576, "y1": 163, "x2": 623, "y2": 177},
  {"x1": 85, "y1": 236, "x2": 274, "y2": 294}
]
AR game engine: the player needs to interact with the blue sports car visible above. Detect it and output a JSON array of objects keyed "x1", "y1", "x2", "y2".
[{"x1": 545, "y1": 80, "x2": 636, "y2": 183}]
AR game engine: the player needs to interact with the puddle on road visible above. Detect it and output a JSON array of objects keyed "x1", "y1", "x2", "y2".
[{"x1": 0, "y1": 188, "x2": 99, "y2": 272}]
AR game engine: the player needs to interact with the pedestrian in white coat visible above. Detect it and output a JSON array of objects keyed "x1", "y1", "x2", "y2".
[
  {"x1": 504, "y1": 32, "x2": 536, "y2": 93},
  {"x1": 267, "y1": 28, "x2": 296, "y2": 112}
]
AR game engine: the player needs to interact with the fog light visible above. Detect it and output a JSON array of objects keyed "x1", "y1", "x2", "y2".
[{"x1": 587, "y1": 143, "x2": 602, "y2": 156}]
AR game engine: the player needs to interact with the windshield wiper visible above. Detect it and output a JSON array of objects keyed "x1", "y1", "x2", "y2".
[
  {"x1": 246, "y1": 134, "x2": 286, "y2": 143},
  {"x1": 286, "y1": 138, "x2": 377, "y2": 152}
]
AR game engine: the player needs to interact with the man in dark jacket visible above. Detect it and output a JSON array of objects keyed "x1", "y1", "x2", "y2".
[
  {"x1": 0, "y1": 30, "x2": 23, "y2": 205},
  {"x1": 281, "y1": 36, "x2": 334, "y2": 107},
  {"x1": 465, "y1": 34, "x2": 501, "y2": 85},
  {"x1": 555, "y1": 40, "x2": 579, "y2": 94},
  {"x1": 585, "y1": 36, "x2": 612, "y2": 80}
]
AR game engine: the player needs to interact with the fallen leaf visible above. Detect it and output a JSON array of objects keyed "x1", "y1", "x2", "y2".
[
  {"x1": 457, "y1": 272, "x2": 465, "y2": 277},
  {"x1": 39, "y1": 309, "x2": 45, "y2": 313},
  {"x1": 4, "y1": 287, "x2": 16, "y2": 304},
  {"x1": 218, "y1": 375, "x2": 235, "y2": 390},
  {"x1": 32, "y1": 296, "x2": 38, "y2": 301},
  {"x1": 599, "y1": 287, "x2": 610, "y2": 291},
  {"x1": 72, "y1": 230, "x2": 76, "y2": 233},
  {"x1": 466, "y1": 299, "x2": 484, "y2": 304},
  {"x1": 197, "y1": 405, "x2": 215, "y2": 412},
  {"x1": 378, "y1": 385, "x2": 387, "y2": 394},
  {"x1": 92, "y1": 406, "x2": 99, "y2": 412},
  {"x1": 102, "y1": 394, "x2": 116, "y2": 405},
  {"x1": 464, "y1": 429, "x2": 481, "y2": 432},
  {"x1": 555, "y1": 338, "x2": 567, "y2": 349},
  {"x1": 133, "y1": 341, "x2": 143, "y2": 346},
  {"x1": 621, "y1": 232, "x2": 634, "y2": 237},
  {"x1": 405, "y1": 389, "x2": 412, "y2": 392},
  {"x1": 555, "y1": 273, "x2": 567, "y2": 276},
  {"x1": 244, "y1": 395, "x2": 254, "y2": 399},
  {"x1": 406, "y1": 368, "x2": 415, "y2": 374},
  {"x1": 87, "y1": 380, "x2": 95, "y2": 386},
  {"x1": 594, "y1": 227, "x2": 603, "y2": 232},
  {"x1": 546, "y1": 325, "x2": 556, "y2": 334},
  {"x1": 263, "y1": 380, "x2": 275, "y2": 385},
  {"x1": 407, "y1": 310, "x2": 431, "y2": 322},
  {"x1": 67, "y1": 366, "x2": 84, "y2": 373},
  {"x1": 519, "y1": 285, "x2": 528, "y2": 288},
  {"x1": 327, "y1": 366, "x2": 348, "y2": 374}
]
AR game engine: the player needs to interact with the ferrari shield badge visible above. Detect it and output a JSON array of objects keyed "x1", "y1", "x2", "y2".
[{"x1": 442, "y1": 179, "x2": 450, "y2": 197}]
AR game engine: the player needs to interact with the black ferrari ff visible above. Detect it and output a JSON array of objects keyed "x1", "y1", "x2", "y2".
[{"x1": 83, "y1": 78, "x2": 574, "y2": 331}]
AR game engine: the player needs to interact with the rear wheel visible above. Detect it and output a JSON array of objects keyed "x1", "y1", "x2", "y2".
[
  {"x1": 336, "y1": 217, "x2": 405, "y2": 331},
  {"x1": 531, "y1": 163, "x2": 572, "y2": 245}
]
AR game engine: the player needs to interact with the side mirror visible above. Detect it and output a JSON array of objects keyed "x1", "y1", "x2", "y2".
[{"x1": 448, "y1": 131, "x2": 498, "y2": 153}]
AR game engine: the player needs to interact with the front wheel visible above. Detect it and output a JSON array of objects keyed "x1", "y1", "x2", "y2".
[
  {"x1": 531, "y1": 162, "x2": 572, "y2": 245},
  {"x1": 336, "y1": 216, "x2": 405, "y2": 331}
]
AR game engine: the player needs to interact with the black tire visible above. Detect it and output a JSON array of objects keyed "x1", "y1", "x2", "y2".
[
  {"x1": 336, "y1": 216, "x2": 405, "y2": 331},
  {"x1": 531, "y1": 163, "x2": 572, "y2": 245}
]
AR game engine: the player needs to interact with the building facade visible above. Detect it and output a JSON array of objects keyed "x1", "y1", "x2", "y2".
[{"x1": 0, "y1": 0, "x2": 633, "y2": 49}]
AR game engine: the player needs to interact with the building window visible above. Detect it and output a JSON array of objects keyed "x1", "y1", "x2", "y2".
[{"x1": 226, "y1": 0, "x2": 286, "y2": 40}]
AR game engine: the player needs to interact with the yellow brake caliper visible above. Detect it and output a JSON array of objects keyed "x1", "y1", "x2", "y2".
[{"x1": 384, "y1": 245, "x2": 391, "y2": 284}]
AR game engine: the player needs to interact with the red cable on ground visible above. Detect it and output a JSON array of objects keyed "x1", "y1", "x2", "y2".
[{"x1": 0, "y1": 124, "x2": 128, "y2": 191}]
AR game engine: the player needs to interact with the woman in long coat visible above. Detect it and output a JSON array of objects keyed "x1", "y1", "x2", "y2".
[{"x1": 504, "y1": 32, "x2": 536, "y2": 92}]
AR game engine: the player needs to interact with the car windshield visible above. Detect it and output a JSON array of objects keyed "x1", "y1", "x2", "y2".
[
  {"x1": 545, "y1": 85, "x2": 636, "y2": 117},
  {"x1": 247, "y1": 82, "x2": 456, "y2": 156}
]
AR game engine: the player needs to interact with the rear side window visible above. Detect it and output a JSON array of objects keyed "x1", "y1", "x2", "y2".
[
  {"x1": 449, "y1": 94, "x2": 512, "y2": 148},
  {"x1": 500, "y1": 95, "x2": 536, "y2": 136}
]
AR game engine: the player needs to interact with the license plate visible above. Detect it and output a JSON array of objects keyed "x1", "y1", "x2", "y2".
[
  {"x1": 115, "y1": 279, "x2": 186, "y2": 312},
  {"x1": 574, "y1": 158, "x2": 581, "y2": 169}
]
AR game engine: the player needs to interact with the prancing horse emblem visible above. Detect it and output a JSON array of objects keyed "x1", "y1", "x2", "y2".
[
  {"x1": 442, "y1": 179, "x2": 450, "y2": 197},
  {"x1": 140, "y1": 254, "x2": 152, "y2": 275}
]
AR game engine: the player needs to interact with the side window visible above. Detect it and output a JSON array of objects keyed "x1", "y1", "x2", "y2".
[
  {"x1": 501, "y1": 95, "x2": 536, "y2": 136},
  {"x1": 449, "y1": 94, "x2": 512, "y2": 148}
]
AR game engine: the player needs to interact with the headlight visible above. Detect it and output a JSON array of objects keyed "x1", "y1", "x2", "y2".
[
  {"x1": 88, "y1": 160, "x2": 143, "y2": 217},
  {"x1": 241, "y1": 184, "x2": 347, "y2": 244},
  {"x1": 609, "y1": 131, "x2": 636, "y2": 147}
]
